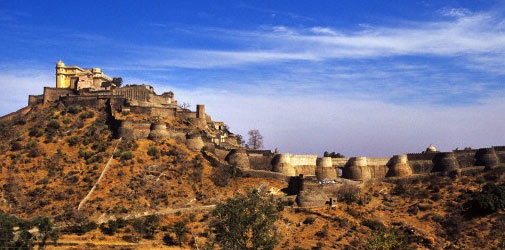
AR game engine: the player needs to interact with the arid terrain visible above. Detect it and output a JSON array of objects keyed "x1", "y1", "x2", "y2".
[{"x1": 2, "y1": 103, "x2": 505, "y2": 250}]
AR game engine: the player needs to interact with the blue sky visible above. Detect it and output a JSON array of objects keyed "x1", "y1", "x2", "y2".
[{"x1": 1, "y1": 0, "x2": 505, "y2": 156}]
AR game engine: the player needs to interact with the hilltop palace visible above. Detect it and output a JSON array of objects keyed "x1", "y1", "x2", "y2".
[{"x1": 15, "y1": 61, "x2": 505, "y2": 207}]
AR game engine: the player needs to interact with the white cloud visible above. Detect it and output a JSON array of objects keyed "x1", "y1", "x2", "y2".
[
  {"x1": 109, "y1": 10, "x2": 505, "y2": 75},
  {"x1": 147, "y1": 82, "x2": 505, "y2": 157},
  {"x1": 0, "y1": 71, "x2": 51, "y2": 116}
]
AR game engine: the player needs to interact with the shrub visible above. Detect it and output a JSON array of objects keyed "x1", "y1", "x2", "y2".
[
  {"x1": 28, "y1": 147, "x2": 43, "y2": 158},
  {"x1": 66, "y1": 222, "x2": 97, "y2": 235},
  {"x1": 67, "y1": 136, "x2": 80, "y2": 146},
  {"x1": 120, "y1": 151, "x2": 134, "y2": 161},
  {"x1": 86, "y1": 155, "x2": 103, "y2": 164},
  {"x1": 173, "y1": 221, "x2": 188, "y2": 246},
  {"x1": 303, "y1": 217, "x2": 316, "y2": 225},
  {"x1": 67, "y1": 105, "x2": 82, "y2": 114},
  {"x1": 466, "y1": 183, "x2": 505, "y2": 215},
  {"x1": 362, "y1": 219, "x2": 386, "y2": 231},
  {"x1": 100, "y1": 220, "x2": 120, "y2": 236},
  {"x1": 47, "y1": 119, "x2": 60, "y2": 130},
  {"x1": 211, "y1": 166, "x2": 234, "y2": 187},
  {"x1": 147, "y1": 146, "x2": 160, "y2": 158},
  {"x1": 29, "y1": 127, "x2": 44, "y2": 137},
  {"x1": 79, "y1": 111, "x2": 94, "y2": 120},
  {"x1": 62, "y1": 118, "x2": 72, "y2": 124},
  {"x1": 13, "y1": 117, "x2": 26, "y2": 125},
  {"x1": 133, "y1": 215, "x2": 159, "y2": 239},
  {"x1": 10, "y1": 141, "x2": 23, "y2": 151},
  {"x1": 337, "y1": 185, "x2": 362, "y2": 204},
  {"x1": 163, "y1": 233, "x2": 177, "y2": 246},
  {"x1": 366, "y1": 227, "x2": 407, "y2": 250},
  {"x1": 207, "y1": 190, "x2": 280, "y2": 250}
]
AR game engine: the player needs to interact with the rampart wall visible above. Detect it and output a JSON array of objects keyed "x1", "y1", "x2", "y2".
[
  {"x1": 271, "y1": 154, "x2": 318, "y2": 176},
  {"x1": 43, "y1": 87, "x2": 73, "y2": 103}
]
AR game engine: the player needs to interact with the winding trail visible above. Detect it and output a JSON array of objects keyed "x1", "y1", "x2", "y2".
[{"x1": 78, "y1": 137, "x2": 122, "y2": 211}]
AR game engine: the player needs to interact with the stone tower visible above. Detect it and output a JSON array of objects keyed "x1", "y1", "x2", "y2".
[
  {"x1": 196, "y1": 104, "x2": 205, "y2": 119},
  {"x1": 56, "y1": 60, "x2": 68, "y2": 88}
]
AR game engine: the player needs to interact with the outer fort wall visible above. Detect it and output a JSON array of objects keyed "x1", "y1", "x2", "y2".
[
  {"x1": 248, "y1": 152, "x2": 275, "y2": 171},
  {"x1": 43, "y1": 87, "x2": 73, "y2": 103},
  {"x1": 331, "y1": 158, "x2": 350, "y2": 168},
  {"x1": 28, "y1": 95, "x2": 43, "y2": 106},
  {"x1": 271, "y1": 154, "x2": 318, "y2": 176},
  {"x1": 129, "y1": 106, "x2": 176, "y2": 119},
  {"x1": 495, "y1": 147, "x2": 505, "y2": 163},
  {"x1": 61, "y1": 95, "x2": 100, "y2": 108},
  {"x1": 118, "y1": 120, "x2": 151, "y2": 140},
  {"x1": 454, "y1": 150, "x2": 477, "y2": 168}
]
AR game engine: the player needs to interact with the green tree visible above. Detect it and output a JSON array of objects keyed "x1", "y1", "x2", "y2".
[
  {"x1": 32, "y1": 216, "x2": 59, "y2": 250},
  {"x1": 0, "y1": 212, "x2": 16, "y2": 249},
  {"x1": 207, "y1": 190, "x2": 281, "y2": 250}
]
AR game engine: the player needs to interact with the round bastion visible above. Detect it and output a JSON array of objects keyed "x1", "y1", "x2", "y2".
[
  {"x1": 148, "y1": 122, "x2": 170, "y2": 140},
  {"x1": 225, "y1": 148, "x2": 250, "y2": 169},
  {"x1": 343, "y1": 157, "x2": 372, "y2": 181},
  {"x1": 433, "y1": 152, "x2": 459, "y2": 173},
  {"x1": 386, "y1": 154, "x2": 412, "y2": 177},
  {"x1": 186, "y1": 134, "x2": 204, "y2": 151},
  {"x1": 315, "y1": 157, "x2": 337, "y2": 181},
  {"x1": 271, "y1": 154, "x2": 297, "y2": 176},
  {"x1": 478, "y1": 148, "x2": 499, "y2": 170}
]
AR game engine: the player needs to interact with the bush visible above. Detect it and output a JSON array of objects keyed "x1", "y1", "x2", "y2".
[
  {"x1": 62, "y1": 118, "x2": 72, "y2": 124},
  {"x1": 466, "y1": 183, "x2": 505, "y2": 215},
  {"x1": 79, "y1": 111, "x2": 94, "y2": 120},
  {"x1": 47, "y1": 119, "x2": 60, "y2": 130},
  {"x1": 163, "y1": 233, "x2": 177, "y2": 246},
  {"x1": 67, "y1": 106, "x2": 82, "y2": 114},
  {"x1": 147, "y1": 146, "x2": 160, "y2": 158},
  {"x1": 29, "y1": 127, "x2": 44, "y2": 137},
  {"x1": 133, "y1": 215, "x2": 159, "y2": 239},
  {"x1": 67, "y1": 136, "x2": 80, "y2": 146},
  {"x1": 366, "y1": 227, "x2": 407, "y2": 250},
  {"x1": 337, "y1": 185, "x2": 361, "y2": 204},
  {"x1": 173, "y1": 221, "x2": 188, "y2": 246},
  {"x1": 120, "y1": 151, "x2": 134, "y2": 161},
  {"x1": 211, "y1": 166, "x2": 234, "y2": 187},
  {"x1": 207, "y1": 190, "x2": 280, "y2": 250},
  {"x1": 10, "y1": 141, "x2": 22, "y2": 151},
  {"x1": 100, "y1": 220, "x2": 120, "y2": 236},
  {"x1": 362, "y1": 219, "x2": 386, "y2": 231}
]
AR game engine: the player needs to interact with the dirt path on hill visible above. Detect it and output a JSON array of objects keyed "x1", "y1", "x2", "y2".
[{"x1": 78, "y1": 137, "x2": 122, "y2": 211}]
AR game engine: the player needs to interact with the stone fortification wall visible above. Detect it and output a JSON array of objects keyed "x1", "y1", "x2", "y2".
[
  {"x1": 225, "y1": 149, "x2": 250, "y2": 168},
  {"x1": 43, "y1": 87, "x2": 73, "y2": 103},
  {"x1": 61, "y1": 95, "x2": 101, "y2": 108},
  {"x1": 214, "y1": 148, "x2": 230, "y2": 161},
  {"x1": 495, "y1": 147, "x2": 505, "y2": 163},
  {"x1": 113, "y1": 86, "x2": 151, "y2": 103},
  {"x1": 129, "y1": 106, "x2": 176, "y2": 119},
  {"x1": 454, "y1": 150, "x2": 478, "y2": 168},
  {"x1": 28, "y1": 95, "x2": 43, "y2": 106},
  {"x1": 271, "y1": 154, "x2": 317, "y2": 176},
  {"x1": 407, "y1": 153, "x2": 436, "y2": 174},
  {"x1": 316, "y1": 157, "x2": 337, "y2": 180},
  {"x1": 331, "y1": 158, "x2": 350, "y2": 168},
  {"x1": 247, "y1": 150, "x2": 274, "y2": 171},
  {"x1": 118, "y1": 120, "x2": 151, "y2": 140}
]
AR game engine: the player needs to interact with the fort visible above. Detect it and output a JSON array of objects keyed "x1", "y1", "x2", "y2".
[{"x1": 10, "y1": 61, "x2": 505, "y2": 208}]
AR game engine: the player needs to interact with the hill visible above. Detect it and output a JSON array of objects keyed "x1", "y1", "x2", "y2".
[{"x1": 2, "y1": 90, "x2": 505, "y2": 249}]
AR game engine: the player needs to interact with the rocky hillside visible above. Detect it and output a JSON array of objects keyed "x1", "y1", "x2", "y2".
[
  {"x1": 2, "y1": 103, "x2": 505, "y2": 249},
  {"x1": 0, "y1": 103, "x2": 283, "y2": 220}
]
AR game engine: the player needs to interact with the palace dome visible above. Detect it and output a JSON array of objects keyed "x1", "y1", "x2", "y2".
[{"x1": 426, "y1": 144, "x2": 437, "y2": 152}]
